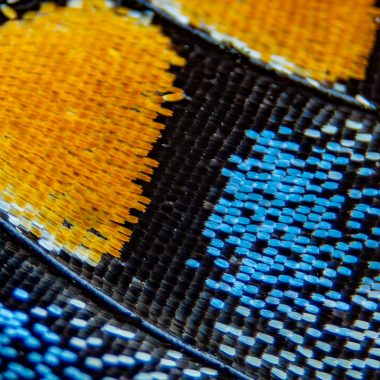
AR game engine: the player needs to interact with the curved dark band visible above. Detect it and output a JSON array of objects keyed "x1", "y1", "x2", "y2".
[{"x1": 0, "y1": 218, "x2": 253, "y2": 380}]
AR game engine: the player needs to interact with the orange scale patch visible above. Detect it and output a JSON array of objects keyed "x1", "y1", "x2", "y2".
[
  {"x1": 0, "y1": 2, "x2": 185, "y2": 264},
  {"x1": 162, "y1": 0, "x2": 380, "y2": 83}
]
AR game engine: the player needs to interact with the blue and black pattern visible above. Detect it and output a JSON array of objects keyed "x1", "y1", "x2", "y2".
[
  {"x1": 0, "y1": 1, "x2": 379, "y2": 380},
  {"x1": 186, "y1": 123, "x2": 379, "y2": 379},
  {"x1": 0, "y1": 240, "x2": 221, "y2": 379}
]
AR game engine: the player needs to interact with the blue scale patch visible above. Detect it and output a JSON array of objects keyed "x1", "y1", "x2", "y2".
[
  {"x1": 0, "y1": 289, "x2": 218, "y2": 379},
  {"x1": 194, "y1": 127, "x2": 380, "y2": 378}
]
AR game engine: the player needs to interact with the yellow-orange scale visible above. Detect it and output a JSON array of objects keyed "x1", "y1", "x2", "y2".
[
  {"x1": 159, "y1": 0, "x2": 380, "y2": 83},
  {"x1": 0, "y1": 1, "x2": 185, "y2": 263}
]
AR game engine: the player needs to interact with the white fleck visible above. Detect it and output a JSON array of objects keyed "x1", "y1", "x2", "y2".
[
  {"x1": 355, "y1": 94, "x2": 374, "y2": 108},
  {"x1": 321, "y1": 125, "x2": 338, "y2": 135},
  {"x1": 70, "y1": 299, "x2": 86, "y2": 309},
  {"x1": 350, "y1": 153, "x2": 365, "y2": 162},
  {"x1": 306, "y1": 78, "x2": 320, "y2": 88},
  {"x1": 366, "y1": 152, "x2": 380, "y2": 161},
  {"x1": 183, "y1": 369, "x2": 201, "y2": 378},
  {"x1": 150, "y1": 0, "x2": 189, "y2": 24},
  {"x1": 305, "y1": 129, "x2": 321, "y2": 139},
  {"x1": 8, "y1": 215, "x2": 21, "y2": 226},
  {"x1": 341, "y1": 139, "x2": 355, "y2": 147},
  {"x1": 167, "y1": 350, "x2": 183, "y2": 359},
  {"x1": 0, "y1": 200, "x2": 10, "y2": 211},
  {"x1": 159, "y1": 359, "x2": 176, "y2": 367},
  {"x1": 333, "y1": 83, "x2": 347, "y2": 92},
  {"x1": 200, "y1": 367, "x2": 218, "y2": 376},
  {"x1": 345, "y1": 120, "x2": 363, "y2": 130},
  {"x1": 356, "y1": 133, "x2": 372, "y2": 143},
  {"x1": 39, "y1": 238, "x2": 56, "y2": 250}
]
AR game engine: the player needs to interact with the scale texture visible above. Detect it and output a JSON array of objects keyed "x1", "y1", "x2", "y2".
[{"x1": 0, "y1": 1, "x2": 379, "y2": 379}]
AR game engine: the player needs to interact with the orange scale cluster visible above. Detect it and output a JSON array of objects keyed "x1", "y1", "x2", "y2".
[
  {"x1": 165, "y1": 0, "x2": 380, "y2": 83},
  {"x1": 0, "y1": 1, "x2": 185, "y2": 264}
]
